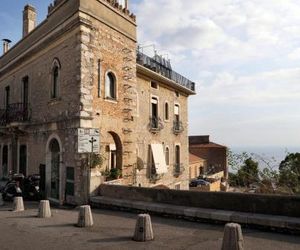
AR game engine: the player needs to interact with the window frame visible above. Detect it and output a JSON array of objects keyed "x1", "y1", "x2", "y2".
[
  {"x1": 165, "y1": 146, "x2": 170, "y2": 166},
  {"x1": 50, "y1": 58, "x2": 61, "y2": 100},
  {"x1": 164, "y1": 102, "x2": 169, "y2": 121},
  {"x1": 105, "y1": 71, "x2": 117, "y2": 101}
]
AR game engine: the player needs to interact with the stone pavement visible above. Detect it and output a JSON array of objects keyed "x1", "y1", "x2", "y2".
[{"x1": 0, "y1": 201, "x2": 300, "y2": 250}]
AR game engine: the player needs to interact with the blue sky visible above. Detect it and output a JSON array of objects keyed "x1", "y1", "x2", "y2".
[{"x1": 1, "y1": 0, "x2": 300, "y2": 148}]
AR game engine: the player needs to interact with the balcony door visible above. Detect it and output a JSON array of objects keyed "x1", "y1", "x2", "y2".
[
  {"x1": 19, "y1": 145, "x2": 27, "y2": 176},
  {"x1": 5, "y1": 86, "x2": 10, "y2": 109},
  {"x1": 22, "y1": 77, "x2": 29, "y2": 119},
  {"x1": 2, "y1": 146, "x2": 8, "y2": 178}
]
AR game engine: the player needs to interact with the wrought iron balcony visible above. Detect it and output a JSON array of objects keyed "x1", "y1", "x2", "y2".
[
  {"x1": 173, "y1": 163, "x2": 185, "y2": 177},
  {"x1": 149, "y1": 164, "x2": 163, "y2": 183},
  {"x1": 0, "y1": 103, "x2": 30, "y2": 126},
  {"x1": 173, "y1": 120, "x2": 184, "y2": 134},
  {"x1": 148, "y1": 116, "x2": 164, "y2": 133},
  {"x1": 137, "y1": 51, "x2": 195, "y2": 92}
]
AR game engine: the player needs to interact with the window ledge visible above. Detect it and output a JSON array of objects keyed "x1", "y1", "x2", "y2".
[
  {"x1": 104, "y1": 97, "x2": 118, "y2": 104},
  {"x1": 48, "y1": 97, "x2": 62, "y2": 105}
]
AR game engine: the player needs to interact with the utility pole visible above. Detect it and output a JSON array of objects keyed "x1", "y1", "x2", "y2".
[{"x1": 86, "y1": 137, "x2": 97, "y2": 203}]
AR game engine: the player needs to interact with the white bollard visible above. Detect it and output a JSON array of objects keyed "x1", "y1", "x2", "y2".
[
  {"x1": 38, "y1": 200, "x2": 52, "y2": 218},
  {"x1": 221, "y1": 223, "x2": 244, "y2": 250},
  {"x1": 133, "y1": 214, "x2": 154, "y2": 242},
  {"x1": 0, "y1": 194, "x2": 4, "y2": 206},
  {"x1": 77, "y1": 205, "x2": 93, "y2": 227},
  {"x1": 13, "y1": 196, "x2": 24, "y2": 212}
]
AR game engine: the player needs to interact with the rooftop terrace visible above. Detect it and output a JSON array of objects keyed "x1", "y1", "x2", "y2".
[{"x1": 137, "y1": 50, "x2": 196, "y2": 92}]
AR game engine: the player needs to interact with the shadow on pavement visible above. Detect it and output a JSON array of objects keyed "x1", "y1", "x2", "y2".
[
  {"x1": 87, "y1": 236, "x2": 132, "y2": 243},
  {"x1": 39, "y1": 223, "x2": 76, "y2": 228},
  {"x1": 6, "y1": 215, "x2": 37, "y2": 219}
]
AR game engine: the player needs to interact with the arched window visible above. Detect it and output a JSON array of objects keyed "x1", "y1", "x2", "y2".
[
  {"x1": 164, "y1": 102, "x2": 169, "y2": 120},
  {"x1": 165, "y1": 146, "x2": 169, "y2": 166},
  {"x1": 105, "y1": 72, "x2": 116, "y2": 100},
  {"x1": 51, "y1": 59, "x2": 61, "y2": 99}
]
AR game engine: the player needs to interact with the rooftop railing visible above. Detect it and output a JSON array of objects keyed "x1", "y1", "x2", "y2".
[{"x1": 137, "y1": 51, "x2": 195, "y2": 92}]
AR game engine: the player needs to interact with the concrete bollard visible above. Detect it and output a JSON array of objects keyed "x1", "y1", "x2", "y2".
[
  {"x1": 221, "y1": 223, "x2": 244, "y2": 250},
  {"x1": 77, "y1": 205, "x2": 93, "y2": 227},
  {"x1": 38, "y1": 200, "x2": 52, "y2": 218},
  {"x1": 13, "y1": 196, "x2": 24, "y2": 212},
  {"x1": 0, "y1": 194, "x2": 4, "y2": 206},
  {"x1": 133, "y1": 214, "x2": 154, "y2": 242}
]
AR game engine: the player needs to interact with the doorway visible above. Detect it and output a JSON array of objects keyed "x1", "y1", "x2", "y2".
[
  {"x1": 19, "y1": 145, "x2": 27, "y2": 176},
  {"x1": 2, "y1": 145, "x2": 8, "y2": 178},
  {"x1": 49, "y1": 139, "x2": 60, "y2": 200}
]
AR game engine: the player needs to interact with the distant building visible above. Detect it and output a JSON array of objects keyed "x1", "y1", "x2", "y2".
[
  {"x1": 0, "y1": 0, "x2": 196, "y2": 204},
  {"x1": 189, "y1": 153, "x2": 206, "y2": 180},
  {"x1": 189, "y1": 136, "x2": 228, "y2": 179}
]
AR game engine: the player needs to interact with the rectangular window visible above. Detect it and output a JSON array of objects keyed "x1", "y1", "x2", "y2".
[
  {"x1": 66, "y1": 167, "x2": 75, "y2": 196},
  {"x1": 22, "y1": 76, "x2": 29, "y2": 105},
  {"x1": 151, "y1": 81, "x2": 158, "y2": 89},
  {"x1": 174, "y1": 104, "x2": 180, "y2": 131},
  {"x1": 175, "y1": 184, "x2": 181, "y2": 190},
  {"x1": 22, "y1": 77, "x2": 29, "y2": 120},
  {"x1": 5, "y1": 86, "x2": 10, "y2": 109},
  {"x1": 151, "y1": 97, "x2": 158, "y2": 128}
]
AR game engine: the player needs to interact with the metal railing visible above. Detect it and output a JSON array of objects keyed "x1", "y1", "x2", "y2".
[
  {"x1": 149, "y1": 164, "x2": 163, "y2": 183},
  {"x1": 173, "y1": 120, "x2": 184, "y2": 134},
  {"x1": 0, "y1": 103, "x2": 30, "y2": 126},
  {"x1": 137, "y1": 51, "x2": 195, "y2": 92},
  {"x1": 148, "y1": 116, "x2": 164, "y2": 132},
  {"x1": 173, "y1": 163, "x2": 185, "y2": 176}
]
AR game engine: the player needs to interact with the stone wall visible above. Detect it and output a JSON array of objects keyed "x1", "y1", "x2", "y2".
[
  {"x1": 99, "y1": 184, "x2": 300, "y2": 217},
  {"x1": 135, "y1": 75, "x2": 189, "y2": 190}
]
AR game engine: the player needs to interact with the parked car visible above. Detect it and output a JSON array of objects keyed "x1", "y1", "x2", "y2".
[{"x1": 189, "y1": 179, "x2": 210, "y2": 187}]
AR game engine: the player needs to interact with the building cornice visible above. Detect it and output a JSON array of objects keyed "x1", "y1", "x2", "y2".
[{"x1": 137, "y1": 65, "x2": 196, "y2": 96}]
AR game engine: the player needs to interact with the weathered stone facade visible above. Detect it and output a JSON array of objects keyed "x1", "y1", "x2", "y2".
[{"x1": 0, "y1": 0, "x2": 195, "y2": 204}]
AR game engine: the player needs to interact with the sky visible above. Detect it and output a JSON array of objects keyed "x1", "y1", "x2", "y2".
[{"x1": 1, "y1": 0, "x2": 300, "y2": 148}]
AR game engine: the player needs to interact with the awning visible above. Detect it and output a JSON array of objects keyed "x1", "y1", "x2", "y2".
[{"x1": 151, "y1": 144, "x2": 168, "y2": 174}]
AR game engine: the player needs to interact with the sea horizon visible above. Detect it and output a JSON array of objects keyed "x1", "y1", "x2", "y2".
[{"x1": 230, "y1": 145, "x2": 300, "y2": 171}]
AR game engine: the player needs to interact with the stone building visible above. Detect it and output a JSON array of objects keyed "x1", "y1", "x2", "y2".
[
  {"x1": 0, "y1": 0, "x2": 195, "y2": 204},
  {"x1": 189, "y1": 136, "x2": 228, "y2": 179}
]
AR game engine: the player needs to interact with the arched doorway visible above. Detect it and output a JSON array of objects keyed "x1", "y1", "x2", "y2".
[
  {"x1": 49, "y1": 138, "x2": 60, "y2": 200},
  {"x1": 108, "y1": 131, "x2": 123, "y2": 173}
]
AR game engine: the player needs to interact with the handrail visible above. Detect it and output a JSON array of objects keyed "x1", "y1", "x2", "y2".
[{"x1": 137, "y1": 51, "x2": 195, "y2": 92}]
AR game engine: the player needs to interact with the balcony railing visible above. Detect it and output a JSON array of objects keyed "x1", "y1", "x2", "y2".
[
  {"x1": 173, "y1": 163, "x2": 185, "y2": 177},
  {"x1": 173, "y1": 120, "x2": 184, "y2": 134},
  {"x1": 0, "y1": 103, "x2": 30, "y2": 126},
  {"x1": 148, "y1": 116, "x2": 164, "y2": 132},
  {"x1": 149, "y1": 164, "x2": 163, "y2": 183},
  {"x1": 137, "y1": 51, "x2": 195, "y2": 92}
]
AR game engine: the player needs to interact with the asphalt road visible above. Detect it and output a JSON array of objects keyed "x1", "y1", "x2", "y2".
[{"x1": 0, "y1": 201, "x2": 300, "y2": 250}]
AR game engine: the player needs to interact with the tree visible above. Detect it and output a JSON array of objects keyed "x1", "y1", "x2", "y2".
[
  {"x1": 279, "y1": 153, "x2": 300, "y2": 193},
  {"x1": 236, "y1": 158, "x2": 259, "y2": 187}
]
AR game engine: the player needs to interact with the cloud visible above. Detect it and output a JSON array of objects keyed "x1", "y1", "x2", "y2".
[{"x1": 132, "y1": 0, "x2": 300, "y2": 146}]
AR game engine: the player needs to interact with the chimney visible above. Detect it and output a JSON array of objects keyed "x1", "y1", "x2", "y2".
[
  {"x1": 2, "y1": 39, "x2": 12, "y2": 54},
  {"x1": 23, "y1": 5, "x2": 37, "y2": 38}
]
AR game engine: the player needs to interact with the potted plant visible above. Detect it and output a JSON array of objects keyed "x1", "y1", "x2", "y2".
[{"x1": 110, "y1": 168, "x2": 122, "y2": 180}]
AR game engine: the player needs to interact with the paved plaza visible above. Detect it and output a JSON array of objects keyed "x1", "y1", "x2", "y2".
[{"x1": 0, "y1": 201, "x2": 300, "y2": 250}]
